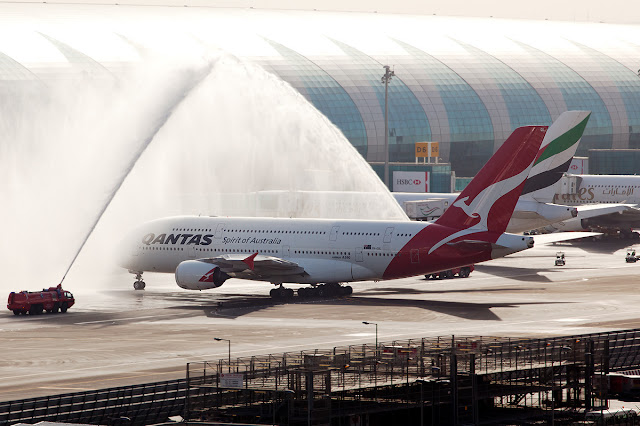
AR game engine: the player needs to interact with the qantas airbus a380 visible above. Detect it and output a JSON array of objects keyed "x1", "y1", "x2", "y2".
[{"x1": 118, "y1": 126, "x2": 547, "y2": 297}]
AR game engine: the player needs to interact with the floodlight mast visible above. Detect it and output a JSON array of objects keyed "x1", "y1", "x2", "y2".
[{"x1": 382, "y1": 65, "x2": 395, "y2": 189}]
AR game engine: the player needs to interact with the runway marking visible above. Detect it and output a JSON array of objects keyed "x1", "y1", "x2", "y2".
[
  {"x1": 39, "y1": 386, "x2": 94, "y2": 391},
  {"x1": 74, "y1": 313, "x2": 186, "y2": 325}
]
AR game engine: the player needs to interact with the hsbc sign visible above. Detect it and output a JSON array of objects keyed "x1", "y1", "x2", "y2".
[{"x1": 393, "y1": 171, "x2": 430, "y2": 193}]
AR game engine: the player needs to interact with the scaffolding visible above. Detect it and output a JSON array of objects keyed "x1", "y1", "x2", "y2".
[{"x1": 186, "y1": 329, "x2": 640, "y2": 425}]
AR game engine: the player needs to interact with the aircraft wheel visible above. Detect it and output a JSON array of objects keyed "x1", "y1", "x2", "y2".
[
  {"x1": 323, "y1": 284, "x2": 337, "y2": 297},
  {"x1": 285, "y1": 288, "x2": 294, "y2": 299},
  {"x1": 270, "y1": 288, "x2": 279, "y2": 299},
  {"x1": 344, "y1": 285, "x2": 353, "y2": 296}
]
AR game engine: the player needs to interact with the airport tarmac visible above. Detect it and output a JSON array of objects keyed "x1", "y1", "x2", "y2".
[{"x1": 1, "y1": 238, "x2": 640, "y2": 401}]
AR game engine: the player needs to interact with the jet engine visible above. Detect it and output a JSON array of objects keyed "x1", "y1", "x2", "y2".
[{"x1": 175, "y1": 260, "x2": 229, "y2": 290}]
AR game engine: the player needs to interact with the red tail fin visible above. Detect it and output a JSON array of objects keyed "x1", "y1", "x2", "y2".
[{"x1": 435, "y1": 126, "x2": 547, "y2": 233}]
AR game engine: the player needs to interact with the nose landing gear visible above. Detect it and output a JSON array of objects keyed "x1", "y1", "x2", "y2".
[{"x1": 132, "y1": 272, "x2": 146, "y2": 290}]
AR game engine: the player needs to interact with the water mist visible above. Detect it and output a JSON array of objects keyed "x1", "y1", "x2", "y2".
[{"x1": 1, "y1": 47, "x2": 406, "y2": 294}]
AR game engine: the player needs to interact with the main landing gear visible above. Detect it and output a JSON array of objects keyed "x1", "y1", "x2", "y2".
[
  {"x1": 132, "y1": 272, "x2": 146, "y2": 290},
  {"x1": 297, "y1": 283, "x2": 353, "y2": 299},
  {"x1": 269, "y1": 282, "x2": 353, "y2": 300},
  {"x1": 270, "y1": 286, "x2": 294, "y2": 300}
]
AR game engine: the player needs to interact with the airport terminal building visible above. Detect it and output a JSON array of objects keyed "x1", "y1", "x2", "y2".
[{"x1": 2, "y1": 5, "x2": 640, "y2": 190}]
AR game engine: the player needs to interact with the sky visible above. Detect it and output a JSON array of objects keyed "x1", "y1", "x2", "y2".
[{"x1": 5, "y1": 0, "x2": 640, "y2": 25}]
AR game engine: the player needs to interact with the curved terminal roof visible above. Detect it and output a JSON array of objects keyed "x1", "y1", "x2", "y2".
[{"x1": 2, "y1": 6, "x2": 640, "y2": 175}]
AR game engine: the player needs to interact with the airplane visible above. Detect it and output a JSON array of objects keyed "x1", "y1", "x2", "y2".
[
  {"x1": 544, "y1": 173, "x2": 640, "y2": 238},
  {"x1": 394, "y1": 111, "x2": 592, "y2": 233},
  {"x1": 118, "y1": 125, "x2": 548, "y2": 294}
]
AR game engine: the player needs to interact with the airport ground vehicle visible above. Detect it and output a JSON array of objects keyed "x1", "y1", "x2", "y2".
[
  {"x1": 555, "y1": 252, "x2": 566, "y2": 266},
  {"x1": 7, "y1": 284, "x2": 75, "y2": 315},
  {"x1": 426, "y1": 265, "x2": 474, "y2": 280},
  {"x1": 626, "y1": 248, "x2": 639, "y2": 263}
]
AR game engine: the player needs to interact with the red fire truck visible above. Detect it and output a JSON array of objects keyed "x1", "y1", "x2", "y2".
[{"x1": 7, "y1": 284, "x2": 75, "y2": 315}]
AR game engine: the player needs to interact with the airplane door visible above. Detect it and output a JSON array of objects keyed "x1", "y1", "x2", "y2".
[
  {"x1": 188, "y1": 246, "x2": 196, "y2": 259},
  {"x1": 355, "y1": 247, "x2": 363, "y2": 262},
  {"x1": 330, "y1": 226, "x2": 340, "y2": 241},
  {"x1": 410, "y1": 249, "x2": 419, "y2": 264},
  {"x1": 283, "y1": 245, "x2": 290, "y2": 257},
  {"x1": 384, "y1": 227, "x2": 394, "y2": 243},
  {"x1": 215, "y1": 223, "x2": 225, "y2": 239}
]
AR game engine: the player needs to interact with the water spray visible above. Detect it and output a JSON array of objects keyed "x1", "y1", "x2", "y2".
[{"x1": 58, "y1": 60, "x2": 216, "y2": 285}]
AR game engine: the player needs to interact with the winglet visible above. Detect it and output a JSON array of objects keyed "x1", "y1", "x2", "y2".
[{"x1": 243, "y1": 252, "x2": 259, "y2": 270}]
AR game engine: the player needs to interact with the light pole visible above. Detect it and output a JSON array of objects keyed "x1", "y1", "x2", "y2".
[
  {"x1": 381, "y1": 65, "x2": 395, "y2": 189},
  {"x1": 362, "y1": 321, "x2": 378, "y2": 350},
  {"x1": 213, "y1": 337, "x2": 231, "y2": 372},
  {"x1": 363, "y1": 321, "x2": 379, "y2": 395}
]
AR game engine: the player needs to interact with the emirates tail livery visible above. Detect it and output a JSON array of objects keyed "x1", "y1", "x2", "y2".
[
  {"x1": 118, "y1": 126, "x2": 546, "y2": 295},
  {"x1": 394, "y1": 111, "x2": 592, "y2": 232}
]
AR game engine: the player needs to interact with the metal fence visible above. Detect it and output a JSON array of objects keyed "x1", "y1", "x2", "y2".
[
  {"x1": 3, "y1": 329, "x2": 640, "y2": 425},
  {"x1": 0, "y1": 379, "x2": 186, "y2": 426},
  {"x1": 186, "y1": 329, "x2": 640, "y2": 424}
]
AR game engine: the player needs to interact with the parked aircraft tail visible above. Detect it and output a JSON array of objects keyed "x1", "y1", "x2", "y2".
[{"x1": 521, "y1": 110, "x2": 591, "y2": 202}]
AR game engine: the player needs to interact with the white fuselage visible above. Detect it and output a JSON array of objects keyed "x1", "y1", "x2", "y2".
[
  {"x1": 118, "y1": 215, "x2": 530, "y2": 285},
  {"x1": 553, "y1": 174, "x2": 640, "y2": 206}
]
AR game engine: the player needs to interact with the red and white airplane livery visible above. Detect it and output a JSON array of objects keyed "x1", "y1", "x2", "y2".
[{"x1": 118, "y1": 126, "x2": 547, "y2": 297}]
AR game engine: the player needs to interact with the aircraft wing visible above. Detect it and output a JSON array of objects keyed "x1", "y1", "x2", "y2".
[
  {"x1": 198, "y1": 253, "x2": 308, "y2": 279},
  {"x1": 575, "y1": 204, "x2": 640, "y2": 230},
  {"x1": 532, "y1": 231, "x2": 601, "y2": 245},
  {"x1": 577, "y1": 203, "x2": 634, "y2": 219}
]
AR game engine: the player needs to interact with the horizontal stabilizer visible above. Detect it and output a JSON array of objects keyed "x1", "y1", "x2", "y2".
[{"x1": 532, "y1": 231, "x2": 601, "y2": 245}]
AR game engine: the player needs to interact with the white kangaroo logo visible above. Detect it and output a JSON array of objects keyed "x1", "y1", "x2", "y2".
[{"x1": 429, "y1": 160, "x2": 534, "y2": 254}]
